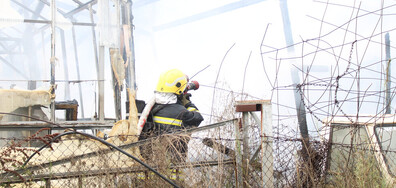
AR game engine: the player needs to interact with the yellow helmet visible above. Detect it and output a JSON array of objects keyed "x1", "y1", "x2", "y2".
[{"x1": 156, "y1": 69, "x2": 188, "y2": 95}]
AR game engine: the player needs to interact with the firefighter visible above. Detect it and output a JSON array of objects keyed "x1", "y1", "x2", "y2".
[{"x1": 139, "y1": 69, "x2": 204, "y2": 162}]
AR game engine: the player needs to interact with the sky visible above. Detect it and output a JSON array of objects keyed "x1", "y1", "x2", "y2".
[
  {"x1": 129, "y1": 0, "x2": 396, "y2": 139},
  {"x1": 133, "y1": 0, "x2": 311, "y2": 119},
  {"x1": 131, "y1": 0, "x2": 395, "y2": 122}
]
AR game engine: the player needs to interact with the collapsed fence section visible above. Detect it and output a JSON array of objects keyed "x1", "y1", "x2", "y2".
[
  {"x1": 2, "y1": 113, "x2": 396, "y2": 187},
  {"x1": 0, "y1": 118, "x2": 267, "y2": 187},
  {"x1": 0, "y1": 99, "x2": 277, "y2": 188}
]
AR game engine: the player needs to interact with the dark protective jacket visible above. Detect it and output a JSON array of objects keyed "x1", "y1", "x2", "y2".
[
  {"x1": 138, "y1": 98, "x2": 204, "y2": 161},
  {"x1": 152, "y1": 101, "x2": 203, "y2": 133},
  {"x1": 139, "y1": 99, "x2": 204, "y2": 137}
]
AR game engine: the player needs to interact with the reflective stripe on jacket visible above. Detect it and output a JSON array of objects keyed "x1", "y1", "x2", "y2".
[
  {"x1": 152, "y1": 101, "x2": 203, "y2": 133},
  {"x1": 153, "y1": 116, "x2": 182, "y2": 126}
]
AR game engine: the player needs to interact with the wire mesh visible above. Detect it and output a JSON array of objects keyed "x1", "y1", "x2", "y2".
[{"x1": 1, "y1": 117, "x2": 396, "y2": 187}]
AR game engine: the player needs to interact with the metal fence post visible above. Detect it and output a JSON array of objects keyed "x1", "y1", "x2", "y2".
[
  {"x1": 242, "y1": 111, "x2": 250, "y2": 187},
  {"x1": 234, "y1": 118, "x2": 243, "y2": 188},
  {"x1": 236, "y1": 100, "x2": 273, "y2": 187},
  {"x1": 262, "y1": 101, "x2": 274, "y2": 187}
]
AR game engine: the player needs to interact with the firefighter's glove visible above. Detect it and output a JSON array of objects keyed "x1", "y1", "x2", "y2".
[{"x1": 182, "y1": 93, "x2": 192, "y2": 106}]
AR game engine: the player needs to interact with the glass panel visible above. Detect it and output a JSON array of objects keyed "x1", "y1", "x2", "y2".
[
  {"x1": 375, "y1": 125, "x2": 396, "y2": 177},
  {"x1": 328, "y1": 125, "x2": 381, "y2": 183}
]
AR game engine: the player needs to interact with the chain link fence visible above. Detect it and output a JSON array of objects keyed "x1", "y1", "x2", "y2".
[
  {"x1": 0, "y1": 116, "x2": 308, "y2": 188},
  {"x1": 0, "y1": 119, "x2": 260, "y2": 187},
  {"x1": 1, "y1": 117, "x2": 396, "y2": 187}
]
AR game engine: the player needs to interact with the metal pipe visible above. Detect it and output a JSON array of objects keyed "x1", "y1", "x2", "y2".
[
  {"x1": 23, "y1": 19, "x2": 96, "y2": 26},
  {"x1": 0, "y1": 120, "x2": 115, "y2": 129}
]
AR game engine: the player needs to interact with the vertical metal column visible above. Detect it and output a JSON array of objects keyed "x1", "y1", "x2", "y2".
[
  {"x1": 242, "y1": 111, "x2": 250, "y2": 188},
  {"x1": 71, "y1": 24, "x2": 85, "y2": 118},
  {"x1": 385, "y1": 33, "x2": 391, "y2": 114},
  {"x1": 262, "y1": 101, "x2": 274, "y2": 187},
  {"x1": 89, "y1": 4, "x2": 103, "y2": 120},
  {"x1": 60, "y1": 30, "x2": 71, "y2": 100},
  {"x1": 98, "y1": 46, "x2": 105, "y2": 121},
  {"x1": 280, "y1": 0, "x2": 310, "y2": 160},
  {"x1": 50, "y1": 0, "x2": 56, "y2": 122}
]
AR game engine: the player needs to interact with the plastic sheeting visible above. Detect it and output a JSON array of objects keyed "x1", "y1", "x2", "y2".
[
  {"x1": 0, "y1": 89, "x2": 51, "y2": 121},
  {"x1": 98, "y1": 0, "x2": 120, "y2": 48},
  {"x1": 0, "y1": 0, "x2": 23, "y2": 29}
]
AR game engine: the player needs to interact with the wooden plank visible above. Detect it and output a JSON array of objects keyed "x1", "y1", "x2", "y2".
[
  {"x1": 235, "y1": 104, "x2": 260, "y2": 112},
  {"x1": 235, "y1": 100, "x2": 270, "y2": 112}
]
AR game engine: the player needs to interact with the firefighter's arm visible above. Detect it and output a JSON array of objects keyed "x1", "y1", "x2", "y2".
[{"x1": 179, "y1": 102, "x2": 203, "y2": 128}]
